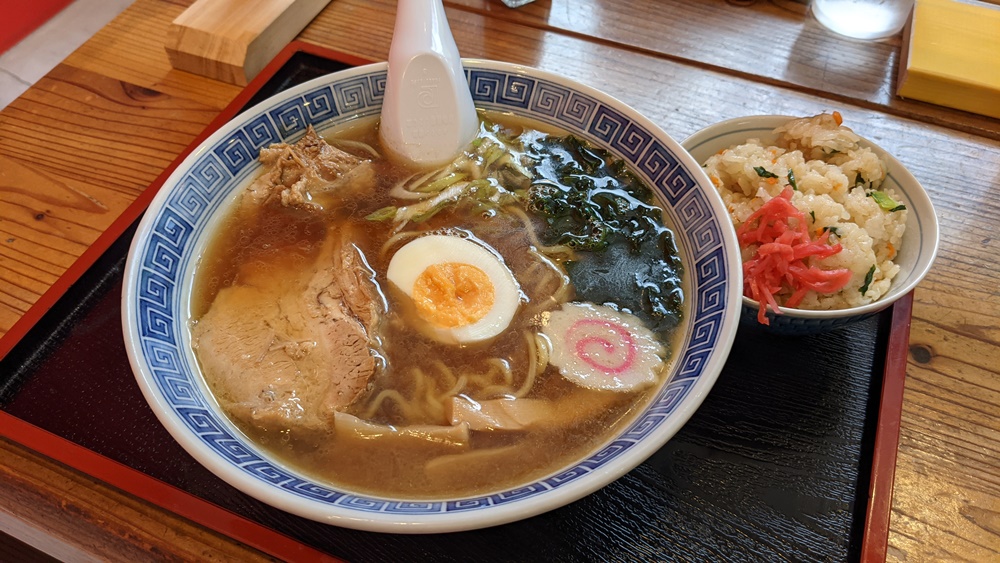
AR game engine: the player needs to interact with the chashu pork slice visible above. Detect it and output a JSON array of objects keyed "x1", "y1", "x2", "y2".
[
  {"x1": 243, "y1": 125, "x2": 375, "y2": 211},
  {"x1": 192, "y1": 228, "x2": 385, "y2": 436}
]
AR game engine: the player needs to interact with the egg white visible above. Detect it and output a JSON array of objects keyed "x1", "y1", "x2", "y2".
[{"x1": 386, "y1": 234, "x2": 522, "y2": 344}]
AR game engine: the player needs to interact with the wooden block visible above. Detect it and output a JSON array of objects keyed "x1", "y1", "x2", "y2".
[
  {"x1": 165, "y1": 0, "x2": 332, "y2": 86},
  {"x1": 897, "y1": 0, "x2": 1000, "y2": 119}
]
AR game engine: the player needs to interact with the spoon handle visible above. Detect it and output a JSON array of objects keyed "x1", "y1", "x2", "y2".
[{"x1": 379, "y1": 0, "x2": 479, "y2": 168}]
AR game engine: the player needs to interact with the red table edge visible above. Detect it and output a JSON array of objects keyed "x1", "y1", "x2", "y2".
[
  {"x1": 0, "y1": 40, "x2": 364, "y2": 563},
  {"x1": 0, "y1": 39, "x2": 905, "y2": 560},
  {"x1": 0, "y1": 0, "x2": 75, "y2": 55},
  {"x1": 860, "y1": 289, "x2": 912, "y2": 562},
  {"x1": 0, "y1": 411, "x2": 341, "y2": 562}
]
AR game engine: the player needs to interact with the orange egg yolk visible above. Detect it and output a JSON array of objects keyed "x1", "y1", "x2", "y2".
[{"x1": 412, "y1": 263, "x2": 495, "y2": 328}]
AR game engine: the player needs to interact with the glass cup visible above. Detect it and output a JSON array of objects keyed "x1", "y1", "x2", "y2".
[{"x1": 811, "y1": 0, "x2": 915, "y2": 40}]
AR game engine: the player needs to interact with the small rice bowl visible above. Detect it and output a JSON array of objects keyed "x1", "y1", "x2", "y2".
[{"x1": 702, "y1": 113, "x2": 907, "y2": 311}]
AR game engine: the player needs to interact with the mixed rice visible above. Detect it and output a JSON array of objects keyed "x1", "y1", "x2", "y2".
[{"x1": 701, "y1": 113, "x2": 907, "y2": 321}]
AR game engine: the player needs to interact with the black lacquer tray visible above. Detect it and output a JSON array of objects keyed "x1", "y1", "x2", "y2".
[{"x1": 0, "y1": 42, "x2": 909, "y2": 563}]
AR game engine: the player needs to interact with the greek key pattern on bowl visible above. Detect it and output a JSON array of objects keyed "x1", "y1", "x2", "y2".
[{"x1": 133, "y1": 64, "x2": 731, "y2": 515}]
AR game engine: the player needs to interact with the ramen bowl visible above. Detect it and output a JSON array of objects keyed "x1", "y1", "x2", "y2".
[
  {"x1": 683, "y1": 114, "x2": 939, "y2": 335},
  {"x1": 122, "y1": 60, "x2": 742, "y2": 533}
]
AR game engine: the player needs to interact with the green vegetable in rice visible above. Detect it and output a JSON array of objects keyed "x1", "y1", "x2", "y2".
[
  {"x1": 859, "y1": 264, "x2": 877, "y2": 294},
  {"x1": 753, "y1": 166, "x2": 779, "y2": 179},
  {"x1": 868, "y1": 190, "x2": 907, "y2": 212}
]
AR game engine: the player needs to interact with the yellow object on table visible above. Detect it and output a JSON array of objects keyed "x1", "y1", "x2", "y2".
[{"x1": 898, "y1": 0, "x2": 1000, "y2": 119}]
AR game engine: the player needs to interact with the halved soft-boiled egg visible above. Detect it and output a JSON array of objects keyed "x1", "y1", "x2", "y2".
[{"x1": 386, "y1": 234, "x2": 522, "y2": 344}]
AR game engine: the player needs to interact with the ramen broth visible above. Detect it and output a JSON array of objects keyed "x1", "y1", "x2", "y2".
[{"x1": 191, "y1": 113, "x2": 686, "y2": 498}]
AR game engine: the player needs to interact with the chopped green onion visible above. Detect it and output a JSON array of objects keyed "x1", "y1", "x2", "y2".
[
  {"x1": 415, "y1": 172, "x2": 467, "y2": 193},
  {"x1": 859, "y1": 264, "x2": 876, "y2": 294},
  {"x1": 787, "y1": 169, "x2": 798, "y2": 191},
  {"x1": 482, "y1": 144, "x2": 505, "y2": 170},
  {"x1": 365, "y1": 206, "x2": 397, "y2": 222},
  {"x1": 469, "y1": 179, "x2": 497, "y2": 200},
  {"x1": 809, "y1": 210, "x2": 816, "y2": 223},
  {"x1": 823, "y1": 225, "x2": 840, "y2": 237},
  {"x1": 411, "y1": 200, "x2": 451, "y2": 223}
]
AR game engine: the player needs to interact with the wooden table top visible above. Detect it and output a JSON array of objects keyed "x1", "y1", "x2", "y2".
[{"x1": 1, "y1": 0, "x2": 998, "y2": 560}]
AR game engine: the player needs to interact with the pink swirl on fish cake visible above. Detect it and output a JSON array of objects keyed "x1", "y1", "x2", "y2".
[{"x1": 568, "y1": 318, "x2": 638, "y2": 376}]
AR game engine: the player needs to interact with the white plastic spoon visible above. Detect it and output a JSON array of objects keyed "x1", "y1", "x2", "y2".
[{"x1": 379, "y1": 0, "x2": 479, "y2": 168}]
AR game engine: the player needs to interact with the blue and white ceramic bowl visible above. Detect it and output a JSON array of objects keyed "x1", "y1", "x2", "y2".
[
  {"x1": 683, "y1": 115, "x2": 939, "y2": 335},
  {"x1": 122, "y1": 60, "x2": 742, "y2": 533}
]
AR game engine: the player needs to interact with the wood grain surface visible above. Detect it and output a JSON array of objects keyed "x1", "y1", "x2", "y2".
[
  {"x1": 1, "y1": 0, "x2": 998, "y2": 560},
  {"x1": 0, "y1": 437, "x2": 277, "y2": 562},
  {"x1": 165, "y1": 0, "x2": 333, "y2": 85}
]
